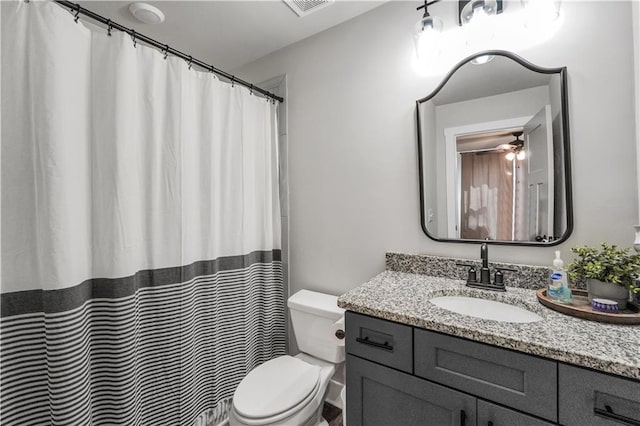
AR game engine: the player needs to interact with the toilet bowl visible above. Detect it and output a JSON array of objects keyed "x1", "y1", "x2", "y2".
[
  {"x1": 229, "y1": 290, "x2": 345, "y2": 426},
  {"x1": 229, "y1": 355, "x2": 334, "y2": 426}
]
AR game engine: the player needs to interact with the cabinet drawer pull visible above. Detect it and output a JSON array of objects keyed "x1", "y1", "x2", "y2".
[
  {"x1": 594, "y1": 405, "x2": 640, "y2": 426},
  {"x1": 460, "y1": 409, "x2": 466, "y2": 426},
  {"x1": 355, "y1": 336, "x2": 393, "y2": 351}
]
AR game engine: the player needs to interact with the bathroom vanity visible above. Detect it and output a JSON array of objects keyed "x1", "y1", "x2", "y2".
[{"x1": 339, "y1": 256, "x2": 640, "y2": 426}]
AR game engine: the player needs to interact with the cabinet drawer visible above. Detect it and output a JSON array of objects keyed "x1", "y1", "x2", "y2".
[
  {"x1": 478, "y1": 400, "x2": 555, "y2": 426},
  {"x1": 346, "y1": 354, "x2": 476, "y2": 426},
  {"x1": 414, "y1": 329, "x2": 557, "y2": 422},
  {"x1": 559, "y1": 363, "x2": 640, "y2": 426},
  {"x1": 345, "y1": 311, "x2": 413, "y2": 373}
]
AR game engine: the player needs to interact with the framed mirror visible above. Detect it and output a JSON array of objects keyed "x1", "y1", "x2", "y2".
[{"x1": 416, "y1": 51, "x2": 572, "y2": 246}]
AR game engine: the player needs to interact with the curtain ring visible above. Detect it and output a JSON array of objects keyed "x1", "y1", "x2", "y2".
[
  {"x1": 163, "y1": 44, "x2": 169, "y2": 60},
  {"x1": 209, "y1": 66, "x2": 215, "y2": 74},
  {"x1": 231, "y1": 76, "x2": 235, "y2": 87},
  {"x1": 131, "y1": 30, "x2": 137, "y2": 48},
  {"x1": 107, "y1": 19, "x2": 113, "y2": 37},
  {"x1": 187, "y1": 56, "x2": 193, "y2": 70},
  {"x1": 74, "y1": 4, "x2": 81, "y2": 23},
  {"x1": 250, "y1": 84, "x2": 254, "y2": 95}
]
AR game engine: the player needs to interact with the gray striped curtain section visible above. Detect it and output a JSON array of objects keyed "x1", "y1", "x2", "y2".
[{"x1": 1, "y1": 253, "x2": 286, "y2": 425}]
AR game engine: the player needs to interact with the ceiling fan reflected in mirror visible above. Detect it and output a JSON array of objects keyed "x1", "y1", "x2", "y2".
[{"x1": 498, "y1": 131, "x2": 525, "y2": 161}]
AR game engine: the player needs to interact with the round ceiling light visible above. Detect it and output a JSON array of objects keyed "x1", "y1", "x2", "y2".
[{"x1": 129, "y1": 3, "x2": 165, "y2": 24}]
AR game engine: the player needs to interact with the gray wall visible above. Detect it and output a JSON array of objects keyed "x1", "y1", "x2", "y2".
[
  {"x1": 634, "y1": 1, "x2": 640, "y2": 223},
  {"x1": 235, "y1": 1, "x2": 638, "y2": 298}
]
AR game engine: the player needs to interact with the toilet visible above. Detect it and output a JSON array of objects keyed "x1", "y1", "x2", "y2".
[{"x1": 229, "y1": 290, "x2": 345, "y2": 426}]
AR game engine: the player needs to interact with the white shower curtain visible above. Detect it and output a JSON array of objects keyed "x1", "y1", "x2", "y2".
[{"x1": 1, "y1": 2, "x2": 285, "y2": 425}]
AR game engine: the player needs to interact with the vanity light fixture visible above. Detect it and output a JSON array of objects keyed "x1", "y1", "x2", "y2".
[
  {"x1": 412, "y1": 0, "x2": 561, "y2": 66},
  {"x1": 413, "y1": 0, "x2": 502, "y2": 62},
  {"x1": 413, "y1": 0, "x2": 443, "y2": 59}
]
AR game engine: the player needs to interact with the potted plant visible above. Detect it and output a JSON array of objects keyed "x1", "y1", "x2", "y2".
[{"x1": 567, "y1": 243, "x2": 640, "y2": 310}]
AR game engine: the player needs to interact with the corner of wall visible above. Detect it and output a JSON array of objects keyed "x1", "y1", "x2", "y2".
[
  {"x1": 633, "y1": 1, "x2": 640, "y2": 226},
  {"x1": 257, "y1": 74, "x2": 294, "y2": 353}
]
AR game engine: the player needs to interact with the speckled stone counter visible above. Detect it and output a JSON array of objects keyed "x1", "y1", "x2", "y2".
[
  {"x1": 338, "y1": 270, "x2": 640, "y2": 380},
  {"x1": 386, "y1": 252, "x2": 585, "y2": 289}
]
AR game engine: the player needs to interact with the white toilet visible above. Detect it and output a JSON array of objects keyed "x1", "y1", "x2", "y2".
[{"x1": 228, "y1": 290, "x2": 345, "y2": 426}]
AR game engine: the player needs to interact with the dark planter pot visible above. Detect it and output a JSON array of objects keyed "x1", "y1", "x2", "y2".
[{"x1": 586, "y1": 279, "x2": 630, "y2": 310}]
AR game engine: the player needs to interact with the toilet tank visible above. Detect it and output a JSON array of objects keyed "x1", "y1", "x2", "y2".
[{"x1": 288, "y1": 290, "x2": 345, "y2": 364}]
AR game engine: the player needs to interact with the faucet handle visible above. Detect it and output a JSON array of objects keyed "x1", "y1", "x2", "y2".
[
  {"x1": 456, "y1": 263, "x2": 477, "y2": 283},
  {"x1": 493, "y1": 267, "x2": 516, "y2": 286}
]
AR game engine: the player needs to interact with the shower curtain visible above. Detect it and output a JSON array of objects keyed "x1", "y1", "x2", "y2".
[
  {"x1": 460, "y1": 151, "x2": 513, "y2": 241},
  {"x1": 1, "y1": 2, "x2": 285, "y2": 425}
]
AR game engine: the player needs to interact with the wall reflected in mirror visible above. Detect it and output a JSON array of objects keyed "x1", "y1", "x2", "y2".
[{"x1": 417, "y1": 51, "x2": 572, "y2": 245}]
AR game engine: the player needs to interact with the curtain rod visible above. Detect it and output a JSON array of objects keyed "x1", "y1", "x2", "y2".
[{"x1": 52, "y1": 0, "x2": 284, "y2": 104}]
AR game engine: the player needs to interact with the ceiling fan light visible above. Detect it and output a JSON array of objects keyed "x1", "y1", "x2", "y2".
[
  {"x1": 505, "y1": 152, "x2": 516, "y2": 161},
  {"x1": 517, "y1": 150, "x2": 526, "y2": 160}
]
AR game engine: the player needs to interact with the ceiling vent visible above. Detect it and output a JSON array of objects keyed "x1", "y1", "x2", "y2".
[{"x1": 283, "y1": 0, "x2": 334, "y2": 17}]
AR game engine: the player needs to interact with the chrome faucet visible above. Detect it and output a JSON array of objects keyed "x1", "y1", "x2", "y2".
[{"x1": 456, "y1": 243, "x2": 515, "y2": 292}]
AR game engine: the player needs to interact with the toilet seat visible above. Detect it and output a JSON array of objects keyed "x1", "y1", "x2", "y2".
[{"x1": 233, "y1": 355, "x2": 321, "y2": 423}]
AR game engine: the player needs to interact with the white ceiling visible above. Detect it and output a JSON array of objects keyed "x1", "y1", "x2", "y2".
[{"x1": 76, "y1": 1, "x2": 387, "y2": 71}]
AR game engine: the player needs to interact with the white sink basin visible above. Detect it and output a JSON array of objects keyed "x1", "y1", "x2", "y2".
[{"x1": 429, "y1": 296, "x2": 543, "y2": 323}]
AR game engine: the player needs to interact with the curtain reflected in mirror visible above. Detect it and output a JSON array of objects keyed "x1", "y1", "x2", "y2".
[{"x1": 460, "y1": 150, "x2": 517, "y2": 241}]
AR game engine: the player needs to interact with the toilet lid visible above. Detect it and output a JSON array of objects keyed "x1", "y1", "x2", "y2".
[{"x1": 233, "y1": 356, "x2": 321, "y2": 419}]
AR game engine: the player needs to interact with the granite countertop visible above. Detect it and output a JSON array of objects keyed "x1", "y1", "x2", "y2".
[{"x1": 338, "y1": 270, "x2": 640, "y2": 380}]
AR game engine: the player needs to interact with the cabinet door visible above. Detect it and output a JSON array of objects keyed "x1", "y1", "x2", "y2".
[
  {"x1": 559, "y1": 363, "x2": 640, "y2": 426},
  {"x1": 477, "y1": 400, "x2": 555, "y2": 426},
  {"x1": 346, "y1": 354, "x2": 476, "y2": 426},
  {"x1": 414, "y1": 329, "x2": 557, "y2": 422}
]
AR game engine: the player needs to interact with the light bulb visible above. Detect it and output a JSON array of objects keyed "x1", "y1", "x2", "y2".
[
  {"x1": 521, "y1": 0, "x2": 561, "y2": 27},
  {"x1": 461, "y1": 1, "x2": 498, "y2": 50},
  {"x1": 414, "y1": 15, "x2": 443, "y2": 59},
  {"x1": 505, "y1": 152, "x2": 516, "y2": 161},
  {"x1": 517, "y1": 150, "x2": 526, "y2": 160},
  {"x1": 461, "y1": 0, "x2": 498, "y2": 25}
]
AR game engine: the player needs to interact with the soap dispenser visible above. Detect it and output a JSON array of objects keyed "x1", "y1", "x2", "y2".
[{"x1": 549, "y1": 251, "x2": 571, "y2": 304}]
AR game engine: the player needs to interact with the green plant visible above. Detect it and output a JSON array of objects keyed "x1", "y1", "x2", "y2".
[{"x1": 567, "y1": 243, "x2": 640, "y2": 293}]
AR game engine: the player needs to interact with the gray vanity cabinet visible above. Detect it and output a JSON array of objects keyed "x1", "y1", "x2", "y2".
[
  {"x1": 347, "y1": 354, "x2": 476, "y2": 426},
  {"x1": 345, "y1": 311, "x2": 640, "y2": 426},
  {"x1": 558, "y1": 363, "x2": 640, "y2": 426}
]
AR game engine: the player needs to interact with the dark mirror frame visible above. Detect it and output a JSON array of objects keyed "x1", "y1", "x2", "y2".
[{"x1": 416, "y1": 50, "x2": 573, "y2": 246}]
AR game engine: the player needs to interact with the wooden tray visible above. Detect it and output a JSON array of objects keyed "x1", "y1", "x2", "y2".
[{"x1": 536, "y1": 289, "x2": 640, "y2": 325}]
